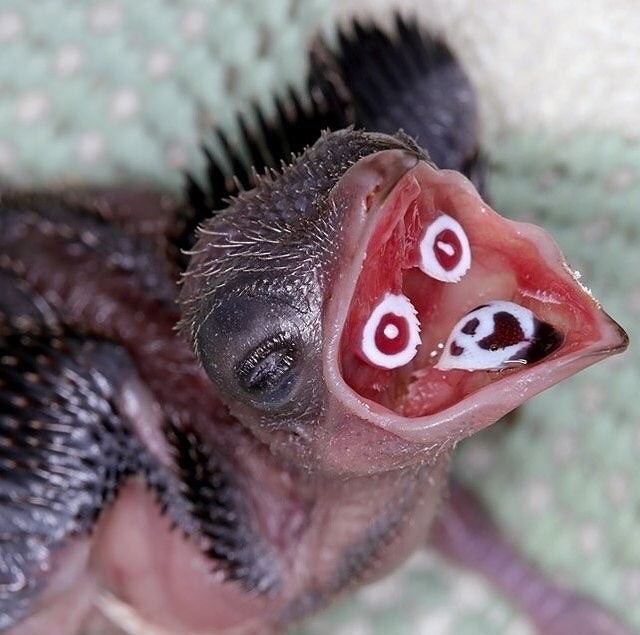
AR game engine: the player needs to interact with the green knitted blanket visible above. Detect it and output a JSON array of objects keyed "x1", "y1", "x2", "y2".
[{"x1": 1, "y1": 1, "x2": 637, "y2": 633}]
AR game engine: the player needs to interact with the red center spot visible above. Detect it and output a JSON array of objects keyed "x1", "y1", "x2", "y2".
[
  {"x1": 434, "y1": 228, "x2": 462, "y2": 271},
  {"x1": 374, "y1": 313, "x2": 409, "y2": 355}
]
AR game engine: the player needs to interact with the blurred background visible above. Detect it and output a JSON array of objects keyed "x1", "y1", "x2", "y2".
[{"x1": 0, "y1": 1, "x2": 638, "y2": 634}]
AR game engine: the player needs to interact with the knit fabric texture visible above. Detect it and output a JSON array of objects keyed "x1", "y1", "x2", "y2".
[{"x1": 0, "y1": 1, "x2": 637, "y2": 634}]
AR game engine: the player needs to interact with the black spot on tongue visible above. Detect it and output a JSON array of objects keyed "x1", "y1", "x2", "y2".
[
  {"x1": 461, "y1": 317, "x2": 479, "y2": 335},
  {"x1": 450, "y1": 341, "x2": 464, "y2": 356},
  {"x1": 478, "y1": 311, "x2": 525, "y2": 351},
  {"x1": 524, "y1": 320, "x2": 563, "y2": 364}
]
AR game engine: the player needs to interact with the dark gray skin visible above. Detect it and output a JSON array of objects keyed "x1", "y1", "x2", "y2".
[{"x1": 0, "y1": 16, "x2": 632, "y2": 635}]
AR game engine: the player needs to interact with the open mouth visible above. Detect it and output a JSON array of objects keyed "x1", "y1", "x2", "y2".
[{"x1": 335, "y1": 161, "x2": 626, "y2": 423}]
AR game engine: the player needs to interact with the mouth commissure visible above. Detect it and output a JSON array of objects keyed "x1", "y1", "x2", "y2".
[
  {"x1": 435, "y1": 301, "x2": 563, "y2": 371},
  {"x1": 361, "y1": 293, "x2": 421, "y2": 369}
]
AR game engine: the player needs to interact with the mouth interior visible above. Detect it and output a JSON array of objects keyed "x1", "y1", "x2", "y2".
[{"x1": 339, "y1": 174, "x2": 599, "y2": 418}]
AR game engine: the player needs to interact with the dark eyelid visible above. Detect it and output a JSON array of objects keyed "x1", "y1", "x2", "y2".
[
  {"x1": 235, "y1": 332, "x2": 294, "y2": 385},
  {"x1": 234, "y1": 331, "x2": 297, "y2": 399}
]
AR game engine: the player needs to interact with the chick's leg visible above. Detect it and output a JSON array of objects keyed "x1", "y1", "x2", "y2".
[{"x1": 429, "y1": 480, "x2": 636, "y2": 635}]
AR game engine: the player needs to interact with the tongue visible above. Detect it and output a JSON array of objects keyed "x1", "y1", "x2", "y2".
[{"x1": 435, "y1": 301, "x2": 563, "y2": 371}]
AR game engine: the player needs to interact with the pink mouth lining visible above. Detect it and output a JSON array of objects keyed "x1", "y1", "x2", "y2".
[{"x1": 323, "y1": 160, "x2": 627, "y2": 444}]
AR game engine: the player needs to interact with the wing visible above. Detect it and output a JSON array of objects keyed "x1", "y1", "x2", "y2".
[
  {"x1": 0, "y1": 316, "x2": 146, "y2": 629},
  {"x1": 311, "y1": 15, "x2": 486, "y2": 192}
]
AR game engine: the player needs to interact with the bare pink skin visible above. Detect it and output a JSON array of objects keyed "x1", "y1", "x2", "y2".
[{"x1": 2, "y1": 143, "x2": 629, "y2": 635}]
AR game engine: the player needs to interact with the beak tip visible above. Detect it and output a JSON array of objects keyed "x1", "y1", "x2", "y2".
[{"x1": 601, "y1": 311, "x2": 629, "y2": 355}]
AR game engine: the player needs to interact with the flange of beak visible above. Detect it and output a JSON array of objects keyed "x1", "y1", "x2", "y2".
[{"x1": 435, "y1": 301, "x2": 562, "y2": 371}]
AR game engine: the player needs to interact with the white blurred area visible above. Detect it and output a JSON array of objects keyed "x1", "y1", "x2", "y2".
[{"x1": 331, "y1": 0, "x2": 640, "y2": 144}]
